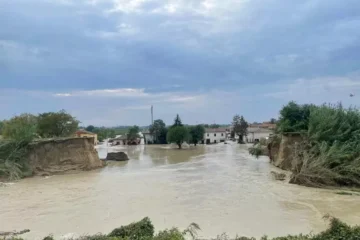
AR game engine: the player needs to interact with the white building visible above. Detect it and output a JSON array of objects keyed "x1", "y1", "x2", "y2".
[
  {"x1": 246, "y1": 127, "x2": 273, "y2": 143},
  {"x1": 142, "y1": 131, "x2": 154, "y2": 144},
  {"x1": 203, "y1": 128, "x2": 228, "y2": 144}
]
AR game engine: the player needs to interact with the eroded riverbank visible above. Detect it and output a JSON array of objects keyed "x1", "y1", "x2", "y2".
[{"x1": 1, "y1": 144, "x2": 359, "y2": 239}]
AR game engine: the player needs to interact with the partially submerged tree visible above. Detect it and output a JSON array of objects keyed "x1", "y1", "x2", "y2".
[
  {"x1": 167, "y1": 126, "x2": 189, "y2": 149},
  {"x1": 189, "y1": 125, "x2": 205, "y2": 146},
  {"x1": 37, "y1": 110, "x2": 79, "y2": 138},
  {"x1": 232, "y1": 115, "x2": 248, "y2": 143},
  {"x1": 150, "y1": 119, "x2": 167, "y2": 144},
  {"x1": 167, "y1": 114, "x2": 188, "y2": 149}
]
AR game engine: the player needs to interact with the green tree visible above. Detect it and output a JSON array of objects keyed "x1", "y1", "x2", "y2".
[
  {"x1": 149, "y1": 119, "x2": 167, "y2": 144},
  {"x1": 37, "y1": 110, "x2": 79, "y2": 138},
  {"x1": 167, "y1": 126, "x2": 189, "y2": 149},
  {"x1": 277, "y1": 101, "x2": 313, "y2": 133},
  {"x1": 270, "y1": 118, "x2": 277, "y2": 124},
  {"x1": 209, "y1": 124, "x2": 220, "y2": 128},
  {"x1": 127, "y1": 125, "x2": 140, "y2": 141},
  {"x1": 232, "y1": 115, "x2": 248, "y2": 143},
  {"x1": 85, "y1": 125, "x2": 95, "y2": 132},
  {"x1": 173, "y1": 114, "x2": 183, "y2": 127},
  {"x1": 2, "y1": 114, "x2": 38, "y2": 141},
  {"x1": 0, "y1": 120, "x2": 3, "y2": 135},
  {"x1": 189, "y1": 125, "x2": 205, "y2": 146},
  {"x1": 92, "y1": 127, "x2": 116, "y2": 142}
]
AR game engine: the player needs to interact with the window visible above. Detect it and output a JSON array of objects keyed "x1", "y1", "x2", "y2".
[
  {"x1": 207, "y1": 134, "x2": 209, "y2": 137},
  {"x1": 221, "y1": 133, "x2": 224, "y2": 136},
  {"x1": 214, "y1": 133, "x2": 216, "y2": 137}
]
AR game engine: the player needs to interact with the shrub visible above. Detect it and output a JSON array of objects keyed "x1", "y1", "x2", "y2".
[
  {"x1": 108, "y1": 217, "x2": 154, "y2": 240},
  {"x1": 0, "y1": 140, "x2": 32, "y2": 180},
  {"x1": 153, "y1": 228, "x2": 185, "y2": 240},
  {"x1": 249, "y1": 145, "x2": 268, "y2": 158},
  {"x1": 43, "y1": 235, "x2": 55, "y2": 240},
  {"x1": 75, "y1": 234, "x2": 128, "y2": 240},
  {"x1": 249, "y1": 146, "x2": 263, "y2": 158},
  {"x1": 259, "y1": 138, "x2": 267, "y2": 146},
  {"x1": 277, "y1": 102, "x2": 360, "y2": 187}
]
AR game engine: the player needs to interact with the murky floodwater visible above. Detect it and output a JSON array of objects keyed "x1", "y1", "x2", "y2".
[{"x1": 1, "y1": 144, "x2": 360, "y2": 239}]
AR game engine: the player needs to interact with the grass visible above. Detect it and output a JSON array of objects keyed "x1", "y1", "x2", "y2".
[{"x1": 0, "y1": 140, "x2": 32, "y2": 180}]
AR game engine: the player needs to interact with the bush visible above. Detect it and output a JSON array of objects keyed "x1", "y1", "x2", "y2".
[
  {"x1": 249, "y1": 146, "x2": 263, "y2": 158},
  {"x1": 277, "y1": 102, "x2": 360, "y2": 187},
  {"x1": 75, "y1": 234, "x2": 128, "y2": 240},
  {"x1": 153, "y1": 228, "x2": 185, "y2": 240},
  {"x1": 0, "y1": 140, "x2": 32, "y2": 180},
  {"x1": 249, "y1": 145, "x2": 268, "y2": 158},
  {"x1": 43, "y1": 235, "x2": 55, "y2": 240},
  {"x1": 108, "y1": 217, "x2": 154, "y2": 240},
  {"x1": 2, "y1": 114, "x2": 38, "y2": 141},
  {"x1": 259, "y1": 138, "x2": 267, "y2": 146},
  {"x1": 277, "y1": 102, "x2": 313, "y2": 133}
]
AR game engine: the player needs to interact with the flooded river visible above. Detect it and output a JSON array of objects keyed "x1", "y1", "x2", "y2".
[{"x1": 1, "y1": 144, "x2": 359, "y2": 239}]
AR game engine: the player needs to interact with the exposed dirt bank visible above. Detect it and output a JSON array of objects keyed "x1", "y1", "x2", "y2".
[{"x1": 27, "y1": 137, "x2": 104, "y2": 176}]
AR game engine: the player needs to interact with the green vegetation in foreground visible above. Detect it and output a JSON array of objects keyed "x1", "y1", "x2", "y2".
[
  {"x1": 4, "y1": 216, "x2": 360, "y2": 240},
  {"x1": 276, "y1": 102, "x2": 360, "y2": 188}
]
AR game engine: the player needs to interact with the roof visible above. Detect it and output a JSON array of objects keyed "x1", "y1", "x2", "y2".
[
  {"x1": 205, "y1": 128, "x2": 228, "y2": 133},
  {"x1": 75, "y1": 129, "x2": 96, "y2": 135},
  {"x1": 249, "y1": 122, "x2": 276, "y2": 129},
  {"x1": 113, "y1": 135, "x2": 127, "y2": 140},
  {"x1": 247, "y1": 127, "x2": 274, "y2": 133}
]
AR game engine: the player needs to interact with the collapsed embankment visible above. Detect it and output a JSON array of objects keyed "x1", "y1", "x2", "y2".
[
  {"x1": 268, "y1": 133, "x2": 302, "y2": 171},
  {"x1": 267, "y1": 133, "x2": 360, "y2": 188},
  {"x1": 27, "y1": 137, "x2": 104, "y2": 176}
]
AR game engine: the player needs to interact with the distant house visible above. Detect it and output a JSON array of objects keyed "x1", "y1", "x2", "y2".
[
  {"x1": 111, "y1": 134, "x2": 142, "y2": 145},
  {"x1": 112, "y1": 135, "x2": 128, "y2": 145},
  {"x1": 246, "y1": 127, "x2": 273, "y2": 143},
  {"x1": 75, "y1": 129, "x2": 98, "y2": 145},
  {"x1": 142, "y1": 131, "x2": 154, "y2": 144},
  {"x1": 249, "y1": 122, "x2": 276, "y2": 130},
  {"x1": 203, "y1": 128, "x2": 228, "y2": 144}
]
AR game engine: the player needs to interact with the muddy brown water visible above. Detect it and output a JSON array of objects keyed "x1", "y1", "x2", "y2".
[{"x1": 1, "y1": 144, "x2": 359, "y2": 239}]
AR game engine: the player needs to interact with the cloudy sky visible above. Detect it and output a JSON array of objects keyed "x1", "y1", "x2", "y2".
[{"x1": 1, "y1": 0, "x2": 360, "y2": 126}]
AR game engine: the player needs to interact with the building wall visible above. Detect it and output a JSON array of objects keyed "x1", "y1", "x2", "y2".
[
  {"x1": 143, "y1": 134, "x2": 154, "y2": 144},
  {"x1": 246, "y1": 132, "x2": 272, "y2": 142},
  {"x1": 204, "y1": 132, "x2": 227, "y2": 144}
]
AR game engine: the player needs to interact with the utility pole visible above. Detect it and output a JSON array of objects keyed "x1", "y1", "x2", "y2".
[{"x1": 151, "y1": 105, "x2": 154, "y2": 125}]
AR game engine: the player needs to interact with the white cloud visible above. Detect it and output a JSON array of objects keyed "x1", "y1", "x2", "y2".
[
  {"x1": 166, "y1": 96, "x2": 199, "y2": 103},
  {"x1": 54, "y1": 88, "x2": 149, "y2": 97},
  {"x1": 108, "y1": 0, "x2": 150, "y2": 13}
]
